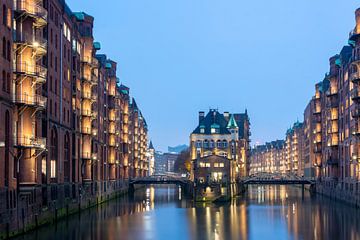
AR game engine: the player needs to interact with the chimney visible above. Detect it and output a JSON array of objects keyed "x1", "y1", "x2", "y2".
[
  {"x1": 223, "y1": 112, "x2": 229, "y2": 121},
  {"x1": 356, "y1": 8, "x2": 360, "y2": 34},
  {"x1": 199, "y1": 111, "x2": 205, "y2": 124}
]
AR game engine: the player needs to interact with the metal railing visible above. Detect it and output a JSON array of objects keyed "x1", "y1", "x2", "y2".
[
  {"x1": 13, "y1": 32, "x2": 47, "y2": 51},
  {"x1": 81, "y1": 73, "x2": 91, "y2": 82},
  {"x1": 81, "y1": 56, "x2": 92, "y2": 65},
  {"x1": 352, "y1": 108, "x2": 360, "y2": 118},
  {"x1": 82, "y1": 127, "x2": 92, "y2": 135},
  {"x1": 14, "y1": 0, "x2": 48, "y2": 22},
  {"x1": 351, "y1": 88, "x2": 360, "y2": 100},
  {"x1": 81, "y1": 152, "x2": 91, "y2": 159},
  {"x1": 13, "y1": 93, "x2": 46, "y2": 107},
  {"x1": 350, "y1": 73, "x2": 360, "y2": 82},
  {"x1": 14, "y1": 62, "x2": 47, "y2": 79},
  {"x1": 14, "y1": 136, "x2": 46, "y2": 148},
  {"x1": 81, "y1": 91, "x2": 91, "y2": 99}
]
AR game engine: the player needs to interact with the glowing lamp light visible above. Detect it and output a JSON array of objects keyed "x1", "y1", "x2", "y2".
[{"x1": 33, "y1": 41, "x2": 40, "y2": 48}]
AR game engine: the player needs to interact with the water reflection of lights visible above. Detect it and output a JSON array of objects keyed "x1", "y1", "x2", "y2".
[
  {"x1": 292, "y1": 203, "x2": 296, "y2": 215},
  {"x1": 144, "y1": 187, "x2": 155, "y2": 212},
  {"x1": 179, "y1": 186, "x2": 182, "y2": 200}
]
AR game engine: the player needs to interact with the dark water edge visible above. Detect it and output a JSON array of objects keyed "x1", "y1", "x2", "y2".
[{"x1": 11, "y1": 185, "x2": 360, "y2": 240}]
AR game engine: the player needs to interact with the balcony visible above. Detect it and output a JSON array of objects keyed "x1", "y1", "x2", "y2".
[
  {"x1": 81, "y1": 73, "x2": 91, "y2": 83},
  {"x1": 351, "y1": 125, "x2": 360, "y2": 136},
  {"x1": 92, "y1": 58, "x2": 98, "y2": 68},
  {"x1": 326, "y1": 95, "x2": 338, "y2": 108},
  {"x1": 81, "y1": 152, "x2": 91, "y2": 160},
  {"x1": 14, "y1": 0, "x2": 48, "y2": 27},
  {"x1": 109, "y1": 127, "x2": 116, "y2": 134},
  {"x1": 352, "y1": 107, "x2": 360, "y2": 118},
  {"x1": 313, "y1": 105, "x2": 321, "y2": 115},
  {"x1": 82, "y1": 91, "x2": 91, "y2": 100},
  {"x1": 82, "y1": 127, "x2": 92, "y2": 135},
  {"x1": 91, "y1": 110, "x2": 98, "y2": 120},
  {"x1": 351, "y1": 153, "x2": 360, "y2": 162},
  {"x1": 91, "y1": 74, "x2": 98, "y2": 85},
  {"x1": 14, "y1": 136, "x2": 46, "y2": 149},
  {"x1": 351, "y1": 88, "x2": 360, "y2": 102},
  {"x1": 14, "y1": 32, "x2": 47, "y2": 56},
  {"x1": 91, "y1": 93, "x2": 97, "y2": 101},
  {"x1": 81, "y1": 109, "x2": 92, "y2": 117},
  {"x1": 81, "y1": 56, "x2": 92, "y2": 66},
  {"x1": 92, "y1": 128, "x2": 97, "y2": 136},
  {"x1": 312, "y1": 114, "x2": 321, "y2": 124},
  {"x1": 350, "y1": 72, "x2": 360, "y2": 83},
  {"x1": 13, "y1": 93, "x2": 46, "y2": 108},
  {"x1": 14, "y1": 62, "x2": 47, "y2": 83},
  {"x1": 314, "y1": 143, "x2": 322, "y2": 154}
]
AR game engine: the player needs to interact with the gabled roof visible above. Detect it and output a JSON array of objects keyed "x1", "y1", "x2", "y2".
[
  {"x1": 149, "y1": 141, "x2": 154, "y2": 150},
  {"x1": 192, "y1": 109, "x2": 231, "y2": 135},
  {"x1": 226, "y1": 114, "x2": 238, "y2": 129}
]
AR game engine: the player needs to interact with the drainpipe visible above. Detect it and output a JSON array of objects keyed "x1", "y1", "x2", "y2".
[{"x1": 59, "y1": 22, "x2": 63, "y2": 174}]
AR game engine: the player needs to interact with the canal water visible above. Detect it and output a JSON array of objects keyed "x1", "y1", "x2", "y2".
[{"x1": 12, "y1": 185, "x2": 360, "y2": 240}]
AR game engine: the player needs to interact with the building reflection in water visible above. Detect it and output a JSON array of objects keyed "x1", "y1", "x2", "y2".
[{"x1": 12, "y1": 185, "x2": 360, "y2": 240}]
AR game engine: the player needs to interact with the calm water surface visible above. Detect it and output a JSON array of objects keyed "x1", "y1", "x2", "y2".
[{"x1": 13, "y1": 185, "x2": 360, "y2": 240}]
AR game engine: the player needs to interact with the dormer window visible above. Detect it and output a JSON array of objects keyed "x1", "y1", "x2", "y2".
[
  {"x1": 210, "y1": 123, "x2": 220, "y2": 134},
  {"x1": 200, "y1": 125, "x2": 205, "y2": 134}
]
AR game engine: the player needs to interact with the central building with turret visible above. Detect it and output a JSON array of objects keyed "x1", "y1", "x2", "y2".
[{"x1": 190, "y1": 109, "x2": 250, "y2": 201}]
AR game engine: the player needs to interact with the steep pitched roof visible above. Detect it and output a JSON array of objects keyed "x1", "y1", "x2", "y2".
[
  {"x1": 149, "y1": 141, "x2": 154, "y2": 150},
  {"x1": 226, "y1": 114, "x2": 238, "y2": 129},
  {"x1": 192, "y1": 109, "x2": 231, "y2": 135}
]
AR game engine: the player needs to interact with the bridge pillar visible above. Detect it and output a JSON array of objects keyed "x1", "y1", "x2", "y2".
[
  {"x1": 301, "y1": 184, "x2": 305, "y2": 199},
  {"x1": 128, "y1": 184, "x2": 135, "y2": 195},
  {"x1": 309, "y1": 183, "x2": 316, "y2": 195}
]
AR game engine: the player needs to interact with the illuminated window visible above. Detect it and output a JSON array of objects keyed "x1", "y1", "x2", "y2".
[
  {"x1": 214, "y1": 163, "x2": 219, "y2": 167},
  {"x1": 51, "y1": 160, "x2": 56, "y2": 178},
  {"x1": 199, "y1": 162, "x2": 205, "y2": 167},
  {"x1": 219, "y1": 163, "x2": 224, "y2": 168},
  {"x1": 205, "y1": 163, "x2": 211, "y2": 168},
  {"x1": 42, "y1": 158, "x2": 46, "y2": 175}
]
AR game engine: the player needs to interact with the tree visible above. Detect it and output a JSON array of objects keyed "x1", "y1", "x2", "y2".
[{"x1": 174, "y1": 149, "x2": 191, "y2": 174}]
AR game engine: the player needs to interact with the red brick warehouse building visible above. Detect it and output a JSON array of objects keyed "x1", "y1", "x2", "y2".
[{"x1": 0, "y1": 0, "x2": 149, "y2": 236}]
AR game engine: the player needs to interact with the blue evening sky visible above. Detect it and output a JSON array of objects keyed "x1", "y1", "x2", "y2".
[{"x1": 68, "y1": 0, "x2": 359, "y2": 152}]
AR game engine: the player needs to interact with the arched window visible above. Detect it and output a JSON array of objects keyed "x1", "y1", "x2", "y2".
[
  {"x1": 223, "y1": 140, "x2": 228, "y2": 148},
  {"x1": 64, "y1": 132, "x2": 70, "y2": 182},
  {"x1": 210, "y1": 140, "x2": 215, "y2": 149},
  {"x1": 4, "y1": 110, "x2": 10, "y2": 187},
  {"x1": 217, "y1": 140, "x2": 222, "y2": 148},
  {"x1": 203, "y1": 140, "x2": 209, "y2": 148},
  {"x1": 196, "y1": 140, "x2": 202, "y2": 148},
  {"x1": 2, "y1": 70, "x2": 5, "y2": 91},
  {"x1": 6, "y1": 72, "x2": 10, "y2": 93},
  {"x1": 50, "y1": 127, "x2": 58, "y2": 180},
  {"x1": 6, "y1": 40, "x2": 10, "y2": 60},
  {"x1": 2, "y1": 5, "x2": 6, "y2": 26},
  {"x1": 2, "y1": 37, "x2": 5, "y2": 58}
]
